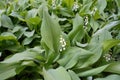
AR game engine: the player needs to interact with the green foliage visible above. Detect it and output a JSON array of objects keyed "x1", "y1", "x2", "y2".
[
  {"x1": 68, "y1": 14, "x2": 84, "y2": 45},
  {"x1": 0, "y1": 35, "x2": 21, "y2": 51},
  {"x1": 41, "y1": 7, "x2": 61, "y2": 53},
  {"x1": 43, "y1": 67, "x2": 71, "y2": 80},
  {"x1": 0, "y1": 0, "x2": 120, "y2": 80},
  {"x1": 0, "y1": 63, "x2": 19, "y2": 80},
  {"x1": 95, "y1": 74, "x2": 120, "y2": 80}
]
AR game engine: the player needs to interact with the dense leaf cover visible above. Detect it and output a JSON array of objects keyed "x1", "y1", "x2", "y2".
[{"x1": 0, "y1": 0, "x2": 120, "y2": 80}]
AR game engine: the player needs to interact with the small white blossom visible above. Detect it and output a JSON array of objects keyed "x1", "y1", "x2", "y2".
[
  {"x1": 52, "y1": 0, "x2": 62, "y2": 9},
  {"x1": 103, "y1": 54, "x2": 112, "y2": 62},
  {"x1": 52, "y1": 0, "x2": 56, "y2": 9},
  {"x1": 72, "y1": 2, "x2": 79, "y2": 11},
  {"x1": 85, "y1": 16, "x2": 88, "y2": 25},
  {"x1": 84, "y1": 16, "x2": 89, "y2": 29},
  {"x1": 59, "y1": 35, "x2": 66, "y2": 52}
]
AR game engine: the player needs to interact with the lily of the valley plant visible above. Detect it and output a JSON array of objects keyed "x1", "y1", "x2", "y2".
[{"x1": 0, "y1": 0, "x2": 120, "y2": 80}]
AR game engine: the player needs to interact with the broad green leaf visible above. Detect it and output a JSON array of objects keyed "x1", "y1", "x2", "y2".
[
  {"x1": 22, "y1": 37, "x2": 34, "y2": 45},
  {"x1": 77, "y1": 64, "x2": 109, "y2": 77},
  {"x1": 2, "y1": 52, "x2": 37, "y2": 63},
  {"x1": 95, "y1": 74, "x2": 120, "y2": 80},
  {"x1": 63, "y1": 0, "x2": 74, "y2": 8},
  {"x1": 115, "y1": 0, "x2": 120, "y2": 7},
  {"x1": 58, "y1": 7, "x2": 74, "y2": 17},
  {"x1": 0, "y1": 10, "x2": 5, "y2": 27},
  {"x1": 26, "y1": 17, "x2": 41, "y2": 30},
  {"x1": 80, "y1": 2, "x2": 93, "y2": 15},
  {"x1": 0, "y1": 32, "x2": 16, "y2": 37},
  {"x1": 96, "y1": 0, "x2": 107, "y2": 14},
  {"x1": 90, "y1": 17, "x2": 99, "y2": 32},
  {"x1": 12, "y1": 25, "x2": 28, "y2": 39},
  {"x1": 18, "y1": 0, "x2": 29, "y2": 7},
  {"x1": 0, "y1": 1, "x2": 5, "y2": 9},
  {"x1": 104, "y1": 62, "x2": 120, "y2": 74},
  {"x1": 38, "y1": 4, "x2": 48, "y2": 19},
  {"x1": 0, "y1": 35, "x2": 21, "y2": 51},
  {"x1": 17, "y1": 0, "x2": 30, "y2": 11},
  {"x1": 58, "y1": 47, "x2": 93, "y2": 69},
  {"x1": 93, "y1": 20, "x2": 120, "y2": 36},
  {"x1": 83, "y1": 0, "x2": 92, "y2": 5},
  {"x1": 42, "y1": 67, "x2": 71, "y2": 80},
  {"x1": 10, "y1": 11, "x2": 25, "y2": 21},
  {"x1": 41, "y1": 8, "x2": 61, "y2": 52},
  {"x1": 15, "y1": 66, "x2": 25, "y2": 75},
  {"x1": 44, "y1": 50, "x2": 58, "y2": 66},
  {"x1": 76, "y1": 42, "x2": 88, "y2": 47},
  {"x1": 21, "y1": 61, "x2": 37, "y2": 66},
  {"x1": 68, "y1": 14, "x2": 84, "y2": 45},
  {"x1": 1, "y1": 14, "x2": 14, "y2": 29},
  {"x1": 26, "y1": 9, "x2": 38, "y2": 19},
  {"x1": 115, "y1": 0, "x2": 120, "y2": 12},
  {"x1": 93, "y1": 9, "x2": 101, "y2": 20},
  {"x1": 24, "y1": 30, "x2": 35, "y2": 38},
  {"x1": 116, "y1": 32, "x2": 120, "y2": 39},
  {"x1": 79, "y1": 45, "x2": 102, "y2": 68},
  {"x1": 91, "y1": 30, "x2": 112, "y2": 44},
  {"x1": 113, "y1": 45, "x2": 120, "y2": 58},
  {"x1": 68, "y1": 70, "x2": 80, "y2": 80},
  {"x1": 0, "y1": 63, "x2": 18, "y2": 80},
  {"x1": 103, "y1": 39, "x2": 120, "y2": 51},
  {"x1": 2, "y1": 47, "x2": 44, "y2": 63},
  {"x1": 22, "y1": 34, "x2": 40, "y2": 45}
]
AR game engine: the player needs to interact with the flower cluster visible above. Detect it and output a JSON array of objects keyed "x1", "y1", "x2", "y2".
[
  {"x1": 84, "y1": 16, "x2": 89, "y2": 26},
  {"x1": 52, "y1": 0, "x2": 62, "y2": 9},
  {"x1": 52, "y1": 0, "x2": 56, "y2": 9},
  {"x1": 103, "y1": 54, "x2": 112, "y2": 62},
  {"x1": 59, "y1": 35, "x2": 66, "y2": 52},
  {"x1": 72, "y1": 2, "x2": 79, "y2": 11},
  {"x1": 83, "y1": 16, "x2": 89, "y2": 29}
]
